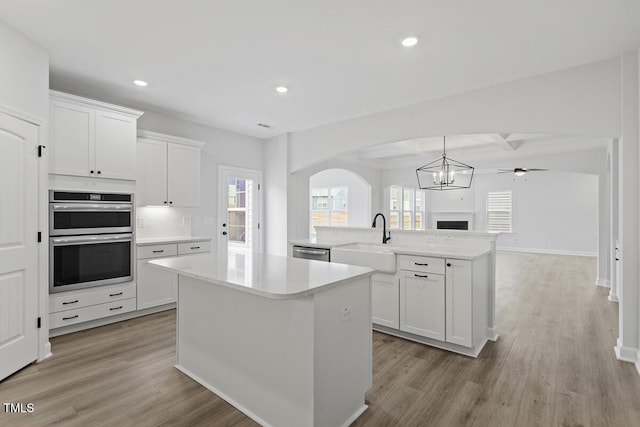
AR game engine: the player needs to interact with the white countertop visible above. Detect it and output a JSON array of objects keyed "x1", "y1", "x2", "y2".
[
  {"x1": 149, "y1": 252, "x2": 373, "y2": 299},
  {"x1": 290, "y1": 239, "x2": 490, "y2": 260},
  {"x1": 136, "y1": 236, "x2": 212, "y2": 246}
]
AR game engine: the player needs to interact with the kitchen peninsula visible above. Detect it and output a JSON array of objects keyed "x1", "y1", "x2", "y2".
[{"x1": 149, "y1": 252, "x2": 374, "y2": 427}]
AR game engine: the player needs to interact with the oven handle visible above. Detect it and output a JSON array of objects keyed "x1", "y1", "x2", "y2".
[
  {"x1": 51, "y1": 203, "x2": 132, "y2": 212},
  {"x1": 51, "y1": 234, "x2": 133, "y2": 245}
]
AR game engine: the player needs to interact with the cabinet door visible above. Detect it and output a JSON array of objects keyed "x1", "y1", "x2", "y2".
[
  {"x1": 167, "y1": 143, "x2": 201, "y2": 207},
  {"x1": 136, "y1": 139, "x2": 168, "y2": 206},
  {"x1": 400, "y1": 272, "x2": 445, "y2": 340},
  {"x1": 136, "y1": 259, "x2": 178, "y2": 310},
  {"x1": 445, "y1": 259, "x2": 473, "y2": 347},
  {"x1": 95, "y1": 110, "x2": 137, "y2": 180},
  {"x1": 49, "y1": 100, "x2": 93, "y2": 176},
  {"x1": 371, "y1": 274, "x2": 399, "y2": 329}
]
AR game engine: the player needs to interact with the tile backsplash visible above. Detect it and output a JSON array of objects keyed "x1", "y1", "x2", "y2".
[{"x1": 136, "y1": 206, "x2": 192, "y2": 239}]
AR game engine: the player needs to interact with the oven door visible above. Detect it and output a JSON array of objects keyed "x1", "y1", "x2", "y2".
[
  {"x1": 49, "y1": 203, "x2": 133, "y2": 236},
  {"x1": 50, "y1": 234, "x2": 134, "y2": 293}
]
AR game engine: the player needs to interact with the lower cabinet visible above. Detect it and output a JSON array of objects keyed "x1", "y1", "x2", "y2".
[
  {"x1": 371, "y1": 273, "x2": 399, "y2": 329},
  {"x1": 136, "y1": 240, "x2": 211, "y2": 310},
  {"x1": 49, "y1": 282, "x2": 136, "y2": 329},
  {"x1": 372, "y1": 255, "x2": 478, "y2": 352},
  {"x1": 399, "y1": 271, "x2": 445, "y2": 341}
]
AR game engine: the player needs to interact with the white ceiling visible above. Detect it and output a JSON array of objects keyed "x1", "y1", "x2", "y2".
[{"x1": 1, "y1": 1, "x2": 639, "y2": 138}]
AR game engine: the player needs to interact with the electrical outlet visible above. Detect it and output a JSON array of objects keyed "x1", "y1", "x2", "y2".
[
  {"x1": 443, "y1": 235, "x2": 454, "y2": 245},
  {"x1": 137, "y1": 217, "x2": 145, "y2": 228},
  {"x1": 426, "y1": 235, "x2": 436, "y2": 243},
  {"x1": 341, "y1": 306, "x2": 352, "y2": 322}
]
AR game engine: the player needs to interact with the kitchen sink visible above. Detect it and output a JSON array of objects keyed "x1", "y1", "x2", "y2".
[{"x1": 331, "y1": 243, "x2": 396, "y2": 273}]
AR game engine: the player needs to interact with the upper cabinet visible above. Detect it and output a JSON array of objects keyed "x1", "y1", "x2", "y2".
[
  {"x1": 136, "y1": 130, "x2": 204, "y2": 207},
  {"x1": 49, "y1": 91, "x2": 143, "y2": 180}
]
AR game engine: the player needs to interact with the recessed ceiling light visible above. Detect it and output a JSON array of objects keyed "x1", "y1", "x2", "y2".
[
  {"x1": 133, "y1": 80, "x2": 148, "y2": 87},
  {"x1": 401, "y1": 37, "x2": 418, "y2": 47},
  {"x1": 275, "y1": 86, "x2": 289, "y2": 94}
]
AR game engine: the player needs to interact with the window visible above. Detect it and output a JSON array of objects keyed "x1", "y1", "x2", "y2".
[
  {"x1": 389, "y1": 185, "x2": 426, "y2": 230},
  {"x1": 487, "y1": 191, "x2": 512, "y2": 232},
  {"x1": 311, "y1": 187, "x2": 348, "y2": 235}
]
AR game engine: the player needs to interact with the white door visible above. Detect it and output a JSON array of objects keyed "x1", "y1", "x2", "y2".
[
  {"x1": 168, "y1": 143, "x2": 201, "y2": 207},
  {"x1": 445, "y1": 259, "x2": 473, "y2": 347},
  {"x1": 399, "y1": 271, "x2": 445, "y2": 340},
  {"x1": 95, "y1": 110, "x2": 137, "y2": 180},
  {"x1": 218, "y1": 166, "x2": 261, "y2": 256},
  {"x1": 0, "y1": 112, "x2": 39, "y2": 381}
]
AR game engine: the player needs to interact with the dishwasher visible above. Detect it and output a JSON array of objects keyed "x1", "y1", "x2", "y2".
[{"x1": 292, "y1": 245, "x2": 330, "y2": 262}]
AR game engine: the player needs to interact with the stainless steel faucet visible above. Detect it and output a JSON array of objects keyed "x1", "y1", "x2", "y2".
[{"x1": 372, "y1": 213, "x2": 391, "y2": 244}]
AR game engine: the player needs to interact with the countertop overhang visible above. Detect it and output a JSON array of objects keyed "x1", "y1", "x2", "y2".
[{"x1": 149, "y1": 252, "x2": 373, "y2": 299}]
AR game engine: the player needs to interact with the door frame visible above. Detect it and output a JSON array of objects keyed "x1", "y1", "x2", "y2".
[{"x1": 217, "y1": 165, "x2": 263, "y2": 256}]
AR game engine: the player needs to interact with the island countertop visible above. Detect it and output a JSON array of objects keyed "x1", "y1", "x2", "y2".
[{"x1": 149, "y1": 252, "x2": 373, "y2": 300}]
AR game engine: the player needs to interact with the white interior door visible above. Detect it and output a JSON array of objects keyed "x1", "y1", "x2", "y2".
[
  {"x1": 0, "y1": 112, "x2": 39, "y2": 381},
  {"x1": 218, "y1": 166, "x2": 262, "y2": 256}
]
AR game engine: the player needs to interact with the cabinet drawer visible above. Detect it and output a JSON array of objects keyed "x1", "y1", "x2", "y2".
[
  {"x1": 178, "y1": 241, "x2": 211, "y2": 255},
  {"x1": 49, "y1": 298, "x2": 136, "y2": 329},
  {"x1": 398, "y1": 255, "x2": 445, "y2": 274},
  {"x1": 49, "y1": 282, "x2": 136, "y2": 313},
  {"x1": 137, "y1": 244, "x2": 178, "y2": 259}
]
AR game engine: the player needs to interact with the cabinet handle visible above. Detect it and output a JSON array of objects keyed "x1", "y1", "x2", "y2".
[
  {"x1": 152, "y1": 250, "x2": 164, "y2": 253},
  {"x1": 190, "y1": 246, "x2": 200, "y2": 250},
  {"x1": 109, "y1": 292, "x2": 123, "y2": 297},
  {"x1": 62, "y1": 315, "x2": 79, "y2": 320},
  {"x1": 447, "y1": 263, "x2": 452, "y2": 267},
  {"x1": 110, "y1": 306, "x2": 123, "y2": 311},
  {"x1": 414, "y1": 274, "x2": 429, "y2": 278},
  {"x1": 62, "y1": 299, "x2": 79, "y2": 305},
  {"x1": 414, "y1": 262, "x2": 429, "y2": 266}
]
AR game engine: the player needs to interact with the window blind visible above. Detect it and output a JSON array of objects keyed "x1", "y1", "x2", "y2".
[{"x1": 487, "y1": 191, "x2": 512, "y2": 232}]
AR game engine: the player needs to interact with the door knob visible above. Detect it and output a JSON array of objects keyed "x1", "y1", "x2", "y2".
[
  {"x1": 222, "y1": 231, "x2": 227, "y2": 236},
  {"x1": 222, "y1": 223, "x2": 227, "y2": 227}
]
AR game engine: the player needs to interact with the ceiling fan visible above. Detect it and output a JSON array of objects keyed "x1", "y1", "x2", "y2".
[{"x1": 497, "y1": 167, "x2": 548, "y2": 176}]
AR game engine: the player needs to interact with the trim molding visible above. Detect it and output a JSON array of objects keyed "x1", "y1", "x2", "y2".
[
  {"x1": 595, "y1": 278, "x2": 611, "y2": 287},
  {"x1": 0, "y1": 102, "x2": 46, "y2": 126},
  {"x1": 50, "y1": 90, "x2": 143, "y2": 117},
  {"x1": 137, "y1": 129, "x2": 206, "y2": 147},
  {"x1": 614, "y1": 343, "x2": 638, "y2": 364},
  {"x1": 487, "y1": 327, "x2": 499, "y2": 341},
  {"x1": 637, "y1": 351, "x2": 640, "y2": 376},
  {"x1": 608, "y1": 292, "x2": 619, "y2": 302},
  {"x1": 498, "y1": 246, "x2": 597, "y2": 257}
]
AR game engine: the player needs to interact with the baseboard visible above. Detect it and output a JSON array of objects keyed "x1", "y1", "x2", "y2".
[
  {"x1": 498, "y1": 247, "x2": 596, "y2": 257},
  {"x1": 38, "y1": 341, "x2": 52, "y2": 362},
  {"x1": 595, "y1": 278, "x2": 611, "y2": 287},
  {"x1": 637, "y1": 351, "x2": 640, "y2": 376},
  {"x1": 49, "y1": 303, "x2": 176, "y2": 337},
  {"x1": 608, "y1": 291, "x2": 619, "y2": 302},
  {"x1": 487, "y1": 327, "x2": 499, "y2": 341},
  {"x1": 614, "y1": 343, "x2": 638, "y2": 363}
]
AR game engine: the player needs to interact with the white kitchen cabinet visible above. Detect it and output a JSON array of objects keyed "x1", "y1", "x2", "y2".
[
  {"x1": 399, "y1": 270, "x2": 445, "y2": 340},
  {"x1": 137, "y1": 130, "x2": 204, "y2": 207},
  {"x1": 445, "y1": 259, "x2": 473, "y2": 347},
  {"x1": 371, "y1": 273, "x2": 399, "y2": 329},
  {"x1": 49, "y1": 91, "x2": 142, "y2": 180},
  {"x1": 136, "y1": 239, "x2": 211, "y2": 310}
]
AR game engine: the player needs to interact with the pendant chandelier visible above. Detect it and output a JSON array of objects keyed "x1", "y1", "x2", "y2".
[{"x1": 416, "y1": 136, "x2": 474, "y2": 190}]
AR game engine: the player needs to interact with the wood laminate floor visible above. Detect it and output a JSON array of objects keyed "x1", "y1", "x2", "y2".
[{"x1": 1, "y1": 252, "x2": 640, "y2": 426}]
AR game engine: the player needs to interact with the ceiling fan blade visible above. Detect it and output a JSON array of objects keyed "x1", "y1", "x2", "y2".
[{"x1": 496, "y1": 171, "x2": 513, "y2": 174}]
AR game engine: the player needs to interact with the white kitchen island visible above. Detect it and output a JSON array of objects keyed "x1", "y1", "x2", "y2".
[{"x1": 149, "y1": 252, "x2": 374, "y2": 427}]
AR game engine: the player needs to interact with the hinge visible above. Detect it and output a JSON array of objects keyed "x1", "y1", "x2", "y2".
[
  {"x1": 258, "y1": 222, "x2": 260, "y2": 230},
  {"x1": 258, "y1": 183, "x2": 261, "y2": 190},
  {"x1": 37, "y1": 145, "x2": 46, "y2": 157},
  {"x1": 37, "y1": 317, "x2": 41, "y2": 329},
  {"x1": 37, "y1": 232, "x2": 41, "y2": 243}
]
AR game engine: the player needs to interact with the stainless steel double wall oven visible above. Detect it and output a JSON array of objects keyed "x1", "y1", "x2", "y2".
[{"x1": 49, "y1": 191, "x2": 134, "y2": 293}]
